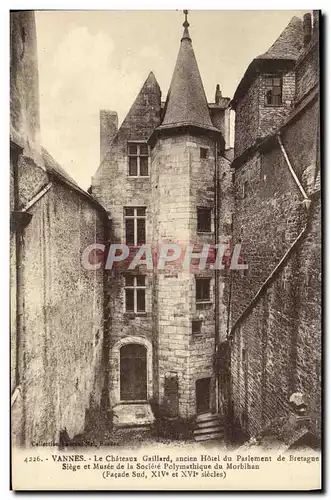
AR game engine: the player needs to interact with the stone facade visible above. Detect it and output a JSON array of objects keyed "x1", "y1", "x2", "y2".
[
  {"x1": 11, "y1": 10, "x2": 321, "y2": 446},
  {"x1": 229, "y1": 14, "x2": 321, "y2": 442},
  {"x1": 234, "y1": 70, "x2": 296, "y2": 158},
  {"x1": 91, "y1": 25, "x2": 232, "y2": 422},
  {"x1": 11, "y1": 11, "x2": 107, "y2": 447},
  {"x1": 150, "y1": 133, "x2": 218, "y2": 418}
]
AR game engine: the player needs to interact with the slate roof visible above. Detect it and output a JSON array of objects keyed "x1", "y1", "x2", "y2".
[
  {"x1": 158, "y1": 25, "x2": 218, "y2": 133},
  {"x1": 232, "y1": 16, "x2": 304, "y2": 108},
  {"x1": 41, "y1": 147, "x2": 106, "y2": 212},
  {"x1": 257, "y1": 16, "x2": 303, "y2": 61},
  {"x1": 42, "y1": 147, "x2": 79, "y2": 187}
]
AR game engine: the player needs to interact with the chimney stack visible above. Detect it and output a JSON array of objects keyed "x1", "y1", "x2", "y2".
[
  {"x1": 100, "y1": 110, "x2": 118, "y2": 163},
  {"x1": 215, "y1": 84, "x2": 222, "y2": 105},
  {"x1": 303, "y1": 13, "x2": 312, "y2": 48}
]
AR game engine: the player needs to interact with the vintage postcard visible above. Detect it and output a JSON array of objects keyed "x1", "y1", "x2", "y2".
[{"x1": 10, "y1": 9, "x2": 321, "y2": 491}]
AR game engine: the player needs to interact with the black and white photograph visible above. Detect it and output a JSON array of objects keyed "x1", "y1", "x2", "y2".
[{"x1": 10, "y1": 8, "x2": 321, "y2": 490}]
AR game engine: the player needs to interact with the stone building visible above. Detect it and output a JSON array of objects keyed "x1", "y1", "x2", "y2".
[
  {"x1": 91, "y1": 18, "x2": 232, "y2": 430},
  {"x1": 11, "y1": 10, "x2": 321, "y2": 447},
  {"x1": 228, "y1": 11, "x2": 321, "y2": 443},
  {"x1": 10, "y1": 11, "x2": 108, "y2": 447}
]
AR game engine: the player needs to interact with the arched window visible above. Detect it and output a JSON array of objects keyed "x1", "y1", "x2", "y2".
[{"x1": 120, "y1": 344, "x2": 147, "y2": 401}]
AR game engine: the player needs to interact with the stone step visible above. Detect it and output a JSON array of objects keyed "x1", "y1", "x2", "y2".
[
  {"x1": 196, "y1": 413, "x2": 220, "y2": 423},
  {"x1": 194, "y1": 432, "x2": 224, "y2": 442},
  {"x1": 194, "y1": 426, "x2": 224, "y2": 436},
  {"x1": 196, "y1": 419, "x2": 224, "y2": 430},
  {"x1": 112, "y1": 403, "x2": 155, "y2": 428}
]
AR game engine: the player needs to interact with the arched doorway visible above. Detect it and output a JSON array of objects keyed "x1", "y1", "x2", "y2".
[{"x1": 120, "y1": 344, "x2": 147, "y2": 401}]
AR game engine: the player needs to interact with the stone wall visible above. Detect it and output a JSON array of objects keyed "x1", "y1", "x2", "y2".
[
  {"x1": 10, "y1": 11, "x2": 41, "y2": 161},
  {"x1": 258, "y1": 71, "x2": 296, "y2": 138},
  {"x1": 234, "y1": 70, "x2": 296, "y2": 159},
  {"x1": 229, "y1": 57, "x2": 320, "y2": 440},
  {"x1": 295, "y1": 41, "x2": 319, "y2": 103},
  {"x1": 234, "y1": 76, "x2": 260, "y2": 158},
  {"x1": 11, "y1": 11, "x2": 107, "y2": 447},
  {"x1": 231, "y1": 94, "x2": 319, "y2": 325},
  {"x1": 11, "y1": 166, "x2": 106, "y2": 446},
  {"x1": 92, "y1": 72, "x2": 161, "y2": 408},
  {"x1": 230, "y1": 195, "x2": 321, "y2": 438},
  {"x1": 150, "y1": 133, "x2": 231, "y2": 418}
]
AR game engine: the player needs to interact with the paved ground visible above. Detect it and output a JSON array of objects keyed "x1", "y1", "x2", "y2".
[{"x1": 69, "y1": 424, "x2": 196, "y2": 449}]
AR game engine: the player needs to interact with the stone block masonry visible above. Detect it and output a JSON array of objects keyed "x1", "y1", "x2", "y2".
[
  {"x1": 229, "y1": 30, "x2": 320, "y2": 441},
  {"x1": 151, "y1": 134, "x2": 223, "y2": 419},
  {"x1": 230, "y1": 196, "x2": 321, "y2": 439}
]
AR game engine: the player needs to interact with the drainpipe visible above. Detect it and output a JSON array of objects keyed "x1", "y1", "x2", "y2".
[
  {"x1": 230, "y1": 136, "x2": 315, "y2": 335},
  {"x1": 214, "y1": 142, "x2": 220, "y2": 414},
  {"x1": 277, "y1": 134, "x2": 311, "y2": 210},
  {"x1": 229, "y1": 219, "x2": 310, "y2": 336}
]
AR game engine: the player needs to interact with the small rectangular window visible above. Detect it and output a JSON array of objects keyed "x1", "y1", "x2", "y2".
[
  {"x1": 264, "y1": 74, "x2": 282, "y2": 107},
  {"x1": 196, "y1": 278, "x2": 211, "y2": 303},
  {"x1": 128, "y1": 142, "x2": 149, "y2": 177},
  {"x1": 200, "y1": 147, "x2": 208, "y2": 159},
  {"x1": 197, "y1": 207, "x2": 212, "y2": 232},
  {"x1": 124, "y1": 275, "x2": 146, "y2": 313},
  {"x1": 124, "y1": 207, "x2": 146, "y2": 246},
  {"x1": 192, "y1": 320, "x2": 202, "y2": 335}
]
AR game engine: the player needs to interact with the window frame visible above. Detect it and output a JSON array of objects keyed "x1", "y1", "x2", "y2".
[
  {"x1": 192, "y1": 319, "x2": 203, "y2": 335},
  {"x1": 200, "y1": 147, "x2": 209, "y2": 160},
  {"x1": 264, "y1": 74, "x2": 283, "y2": 107},
  {"x1": 197, "y1": 207, "x2": 212, "y2": 233},
  {"x1": 195, "y1": 277, "x2": 212, "y2": 304},
  {"x1": 124, "y1": 275, "x2": 146, "y2": 314},
  {"x1": 127, "y1": 141, "x2": 150, "y2": 177},
  {"x1": 124, "y1": 207, "x2": 146, "y2": 246}
]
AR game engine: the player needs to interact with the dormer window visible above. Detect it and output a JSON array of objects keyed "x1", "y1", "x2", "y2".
[
  {"x1": 128, "y1": 142, "x2": 149, "y2": 177},
  {"x1": 264, "y1": 75, "x2": 282, "y2": 107}
]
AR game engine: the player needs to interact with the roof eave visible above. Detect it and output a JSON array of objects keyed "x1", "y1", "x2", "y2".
[{"x1": 148, "y1": 123, "x2": 225, "y2": 150}]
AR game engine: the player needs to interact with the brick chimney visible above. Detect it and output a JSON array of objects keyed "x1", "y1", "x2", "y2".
[
  {"x1": 100, "y1": 110, "x2": 118, "y2": 163},
  {"x1": 303, "y1": 13, "x2": 312, "y2": 48}
]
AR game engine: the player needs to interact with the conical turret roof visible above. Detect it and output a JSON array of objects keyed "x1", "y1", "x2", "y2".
[{"x1": 158, "y1": 21, "x2": 217, "y2": 133}]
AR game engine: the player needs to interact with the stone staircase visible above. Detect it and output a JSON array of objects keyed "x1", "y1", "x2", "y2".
[{"x1": 194, "y1": 413, "x2": 225, "y2": 443}]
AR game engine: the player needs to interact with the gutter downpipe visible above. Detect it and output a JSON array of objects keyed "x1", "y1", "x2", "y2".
[
  {"x1": 230, "y1": 136, "x2": 313, "y2": 337},
  {"x1": 277, "y1": 133, "x2": 311, "y2": 208},
  {"x1": 229, "y1": 220, "x2": 309, "y2": 337}
]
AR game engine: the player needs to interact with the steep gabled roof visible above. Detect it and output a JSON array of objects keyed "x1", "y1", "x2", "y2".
[
  {"x1": 257, "y1": 16, "x2": 303, "y2": 60},
  {"x1": 232, "y1": 16, "x2": 304, "y2": 108},
  {"x1": 42, "y1": 147, "x2": 106, "y2": 213},
  {"x1": 42, "y1": 147, "x2": 79, "y2": 187},
  {"x1": 112, "y1": 71, "x2": 161, "y2": 142},
  {"x1": 158, "y1": 23, "x2": 218, "y2": 133}
]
